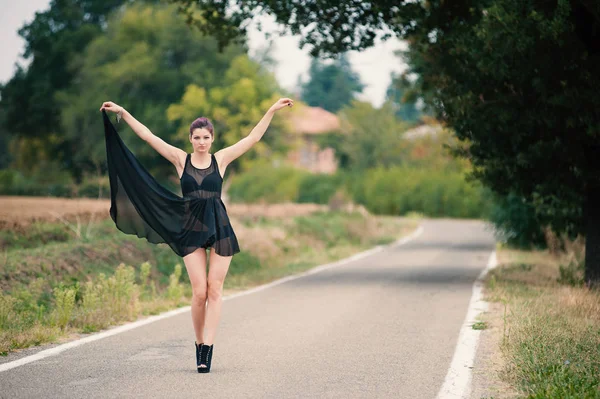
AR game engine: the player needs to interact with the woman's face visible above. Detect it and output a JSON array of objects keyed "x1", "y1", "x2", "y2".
[{"x1": 190, "y1": 128, "x2": 214, "y2": 153}]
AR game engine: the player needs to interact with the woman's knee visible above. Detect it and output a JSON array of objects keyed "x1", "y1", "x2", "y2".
[
  {"x1": 191, "y1": 282, "x2": 208, "y2": 303},
  {"x1": 207, "y1": 279, "x2": 224, "y2": 301}
]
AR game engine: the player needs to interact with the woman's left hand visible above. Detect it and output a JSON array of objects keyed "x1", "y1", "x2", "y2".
[{"x1": 269, "y1": 98, "x2": 294, "y2": 112}]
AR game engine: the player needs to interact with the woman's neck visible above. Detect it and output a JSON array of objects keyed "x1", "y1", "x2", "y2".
[{"x1": 191, "y1": 152, "x2": 211, "y2": 167}]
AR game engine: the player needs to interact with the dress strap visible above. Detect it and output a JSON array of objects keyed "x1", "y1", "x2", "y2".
[{"x1": 211, "y1": 153, "x2": 221, "y2": 177}]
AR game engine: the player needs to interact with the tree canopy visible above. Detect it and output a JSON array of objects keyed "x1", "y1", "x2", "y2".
[
  {"x1": 300, "y1": 55, "x2": 364, "y2": 113},
  {"x1": 0, "y1": 0, "x2": 159, "y2": 177}
]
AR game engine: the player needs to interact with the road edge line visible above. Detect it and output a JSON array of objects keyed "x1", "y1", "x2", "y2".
[{"x1": 435, "y1": 250, "x2": 498, "y2": 399}]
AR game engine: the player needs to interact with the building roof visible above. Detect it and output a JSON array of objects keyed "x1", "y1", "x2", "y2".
[{"x1": 288, "y1": 106, "x2": 341, "y2": 135}]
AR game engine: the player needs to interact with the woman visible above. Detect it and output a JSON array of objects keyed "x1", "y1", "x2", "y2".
[{"x1": 100, "y1": 97, "x2": 294, "y2": 373}]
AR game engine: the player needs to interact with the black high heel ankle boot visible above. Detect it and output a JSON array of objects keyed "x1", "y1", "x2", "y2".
[
  {"x1": 198, "y1": 344, "x2": 214, "y2": 373},
  {"x1": 195, "y1": 341, "x2": 204, "y2": 372}
]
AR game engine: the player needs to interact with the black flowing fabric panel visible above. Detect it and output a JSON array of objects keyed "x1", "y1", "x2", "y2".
[{"x1": 103, "y1": 110, "x2": 187, "y2": 256}]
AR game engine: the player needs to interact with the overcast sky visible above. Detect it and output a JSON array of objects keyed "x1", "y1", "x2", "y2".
[{"x1": 0, "y1": 1, "x2": 408, "y2": 107}]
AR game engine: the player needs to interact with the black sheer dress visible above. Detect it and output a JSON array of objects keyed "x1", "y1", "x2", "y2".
[{"x1": 102, "y1": 110, "x2": 240, "y2": 257}]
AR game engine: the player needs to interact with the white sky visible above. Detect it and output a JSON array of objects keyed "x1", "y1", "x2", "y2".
[{"x1": 0, "y1": 1, "x2": 408, "y2": 107}]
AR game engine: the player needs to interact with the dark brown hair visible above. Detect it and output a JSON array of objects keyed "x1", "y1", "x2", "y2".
[{"x1": 189, "y1": 117, "x2": 214, "y2": 137}]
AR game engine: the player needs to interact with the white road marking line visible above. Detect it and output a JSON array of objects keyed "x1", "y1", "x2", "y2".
[
  {"x1": 0, "y1": 224, "x2": 424, "y2": 373},
  {"x1": 436, "y1": 250, "x2": 498, "y2": 399}
]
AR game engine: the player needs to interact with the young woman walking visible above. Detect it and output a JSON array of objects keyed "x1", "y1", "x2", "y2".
[{"x1": 100, "y1": 97, "x2": 294, "y2": 373}]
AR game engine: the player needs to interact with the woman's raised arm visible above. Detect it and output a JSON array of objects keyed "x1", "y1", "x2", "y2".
[
  {"x1": 100, "y1": 101, "x2": 186, "y2": 169},
  {"x1": 216, "y1": 98, "x2": 294, "y2": 169}
]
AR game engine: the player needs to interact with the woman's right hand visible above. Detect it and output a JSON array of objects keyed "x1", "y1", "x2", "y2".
[{"x1": 100, "y1": 101, "x2": 123, "y2": 113}]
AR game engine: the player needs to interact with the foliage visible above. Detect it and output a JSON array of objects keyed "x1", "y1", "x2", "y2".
[
  {"x1": 300, "y1": 54, "x2": 364, "y2": 113},
  {"x1": 167, "y1": 0, "x2": 426, "y2": 57},
  {"x1": 226, "y1": 161, "x2": 490, "y2": 218},
  {"x1": 166, "y1": 263, "x2": 185, "y2": 301},
  {"x1": 297, "y1": 173, "x2": 344, "y2": 204},
  {"x1": 386, "y1": 70, "x2": 422, "y2": 124},
  {"x1": 226, "y1": 251, "x2": 262, "y2": 276},
  {"x1": 488, "y1": 192, "x2": 547, "y2": 249},
  {"x1": 0, "y1": 167, "x2": 73, "y2": 197},
  {"x1": 348, "y1": 166, "x2": 493, "y2": 218},
  {"x1": 0, "y1": 0, "x2": 157, "y2": 180},
  {"x1": 227, "y1": 159, "x2": 307, "y2": 203},
  {"x1": 336, "y1": 100, "x2": 409, "y2": 171},
  {"x1": 0, "y1": 108, "x2": 11, "y2": 169}
]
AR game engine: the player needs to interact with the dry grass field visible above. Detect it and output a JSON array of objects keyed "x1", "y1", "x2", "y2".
[{"x1": 0, "y1": 196, "x2": 329, "y2": 230}]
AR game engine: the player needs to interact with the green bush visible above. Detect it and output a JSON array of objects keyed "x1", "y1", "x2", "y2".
[
  {"x1": 228, "y1": 161, "x2": 346, "y2": 204},
  {"x1": 350, "y1": 167, "x2": 492, "y2": 218},
  {"x1": 51, "y1": 283, "x2": 79, "y2": 330},
  {"x1": 0, "y1": 169, "x2": 16, "y2": 189},
  {"x1": 226, "y1": 250, "x2": 261, "y2": 276},
  {"x1": 297, "y1": 173, "x2": 343, "y2": 204},
  {"x1": 0, "y1": 168, "x2": 73, "y2": 197},
  {"x1": 228, "y1": 163, "x2": 307, "y2": 203},
  {"x1": 76, "y1": 176, "x2": 110, "y2": 199},
  {"x1": 226, "y1": 162, "x2": 491, "y2": 219},
  {"x1": 166, "y1": 263, "x2": 185, "y2": 301},
  {"x1": 488, "y1": 192, "x2": 547, "y2": 249}
]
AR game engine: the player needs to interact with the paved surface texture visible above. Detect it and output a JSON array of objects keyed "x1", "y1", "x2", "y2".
[{"x1": 0, "y1": 219, "x2": 495, "y2": 399}]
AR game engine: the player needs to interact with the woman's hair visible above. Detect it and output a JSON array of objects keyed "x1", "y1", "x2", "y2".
[{"x1": 189, "y1": 117, "x2": 214, "y2": 137}]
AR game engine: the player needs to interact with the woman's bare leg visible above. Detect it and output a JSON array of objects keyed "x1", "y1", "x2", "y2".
[
  {"x1": 182, "y1": 248, "x2": 208, "y2": 344},
  {"x1": 203, "y1": 247, "x2": 233, "y2": 346}
]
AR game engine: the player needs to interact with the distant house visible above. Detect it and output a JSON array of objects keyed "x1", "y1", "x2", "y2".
[{"x1": 286, "y1": 106, "x2": 341, "y2": 174}]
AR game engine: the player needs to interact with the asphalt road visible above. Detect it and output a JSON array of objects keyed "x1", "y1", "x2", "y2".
[{"x1": 0, "y1": 219, "x2": 496, "y2": 398}]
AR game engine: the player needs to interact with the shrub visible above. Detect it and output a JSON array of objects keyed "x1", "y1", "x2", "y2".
[
  {"x1": 297, "y1": 173, "x2": 343, "y2": 204},
  {"x1": 350, "y1": 166, "x2": 492, "y2": 218},
  {"x1": 488, "y1": 192, "x2": 547, "y2": 249},
  {"x1": 228, "y1": 162, "x2": 306, "y2": 203},
  {"x1": 51, "y1": 283, "x2": 79, "y2": 330}
]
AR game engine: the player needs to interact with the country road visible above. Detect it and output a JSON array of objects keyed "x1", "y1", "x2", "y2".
[{"x1": 0, "y1": 219, "x2": 496, "y2": 399}]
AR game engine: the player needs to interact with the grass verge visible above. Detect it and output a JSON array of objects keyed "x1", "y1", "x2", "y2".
[{"x1": 484, "y1": 241, "x2": 600, "y2": 398}]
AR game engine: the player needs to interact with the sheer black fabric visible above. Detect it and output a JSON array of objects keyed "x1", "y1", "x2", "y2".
[{"x1": 103, "y1": 110, "x2": 240, "y2": 257}]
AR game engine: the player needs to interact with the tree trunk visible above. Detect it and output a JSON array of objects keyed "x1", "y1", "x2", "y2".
[{"x1": 584, "y1": 182, "x2": 600, "y2": 288}]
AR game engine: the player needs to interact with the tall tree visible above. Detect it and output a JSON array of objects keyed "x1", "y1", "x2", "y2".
[
  {"x1": 386, "y1": 71, "x2": 421, "y2": 124},
  {"x1": 336, "y1": 100, "x2": 407, "y2": 171},
  {"x1": 0, "y1": 106, "x2": 11, "y2": 169},
  {"x1": 169, "y1": 0, "x2": 600, "y2": 286},
  {"x1": 0, "y1": 0, "x2": 158, "y2": 178},
  {"x1": 300, "y1": 55, "x2": 364, "y2": 113}
]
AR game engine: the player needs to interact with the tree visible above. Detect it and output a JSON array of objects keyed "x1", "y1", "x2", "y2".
[
  {"x1": 0, "y1": 0, "x2": 152, "y2": 178},
  {"x1": 0, "y1": 105, "x2": 10, "y2": 169},
  {"x1": 300, "y1": 55, "x2": 364, "y2": 113},
  {"x1": 336, "y1": 100, "x2": 407, "y2": 171},
  {"x1": 386, "y1": 71, "x2": 421, "y2": 124},
  {"x1": 169, "y1": 0, "x2": 600, "y2": 286}
]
